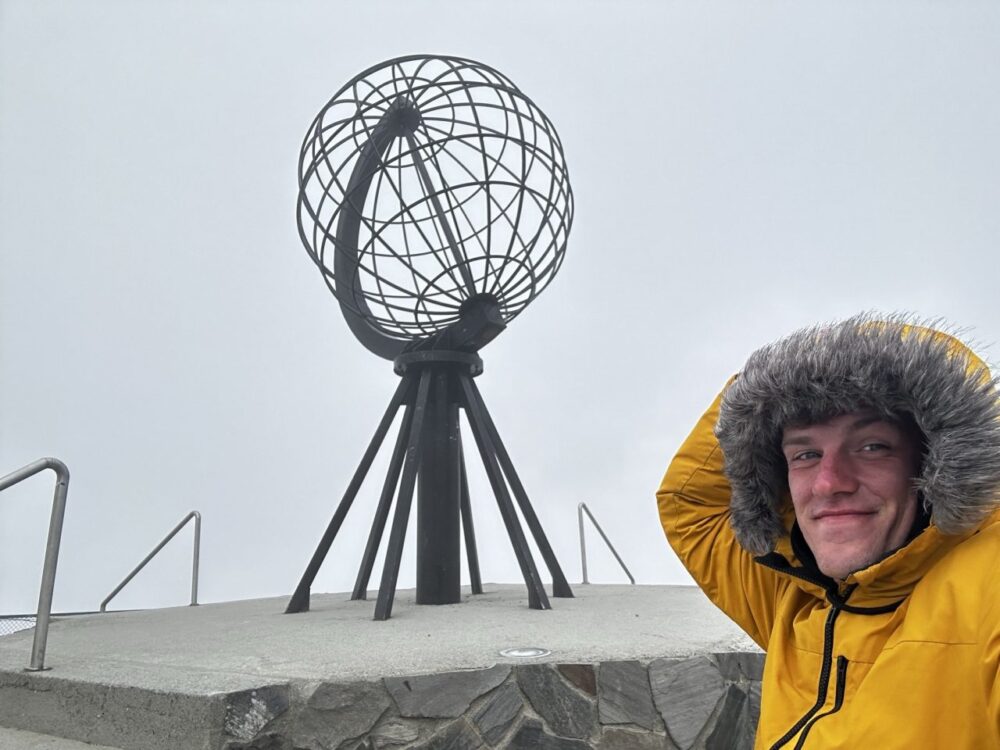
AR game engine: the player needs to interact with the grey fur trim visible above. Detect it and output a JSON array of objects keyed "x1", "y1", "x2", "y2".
[{"x1": 715, "y1": 313, "x2": 1000, "y2": 556}]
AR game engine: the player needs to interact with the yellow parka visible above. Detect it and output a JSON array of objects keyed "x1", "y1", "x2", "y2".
[{"x1": 657, "y1": 318, "x2": 1000, "y2": 749}]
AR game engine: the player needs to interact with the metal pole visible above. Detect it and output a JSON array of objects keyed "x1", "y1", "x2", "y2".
[
  {"x1": 0, "y1": 457, "x2": 71, "y2": 672},
  {"x1": 458, "y1": 373, "x2": 550, "y2": 611},
  {"x1": 457, "y1": 433, "x2": 483, "y2": 595},
  {"x1": 375, "y1": 368, "x2": 434, "y2": 620},
  {"x1": 466, "y1": 377, "x2": 573, "y2": 598},
  {"x1": 286, "y1": 376, "x2": 410, "y2": 613},
  {"x1": 578, "y1": 503, "x2": 635, "y2": 585},
  {"x1": 190, "y1": 512, "x2": 201, "y2": 606},
  {"x1": 352, "y1": 403, "x2": 415, "y2": 600},
  {"x1": 416, "y1": 367, "x2": 462, "y2": 605},
  {"x1": 578, "y1": 504, "x2": 588, "y2": 584},
  {"x1": 100, "y1": 511, "x2": 201, "y2": 613}
]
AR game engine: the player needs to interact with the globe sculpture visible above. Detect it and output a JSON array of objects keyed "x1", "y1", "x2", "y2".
[{"x1": 287, "y1": 54, "x2": 574, "y2": 620}]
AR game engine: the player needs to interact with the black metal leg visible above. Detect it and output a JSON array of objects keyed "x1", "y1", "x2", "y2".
[
  {"x1": 374, "y1": 368, "x2": 433, "y2": 621},
  {"x1": 466, "y1": 378, "x2": 574, "y2": 598},
  {"x1": 457, "y1": 431, "x2": 483, "y2": 595},
  {"x1": 351, "y1": 401, "x2": 415, "y2": 600},
  {"x1": 286, "y1": 377, "x2": 411, "y2": 614},
  {"x1": 416, "y1": 369, "x2": 462, "y2": 604},
  {"x1": 458, "y1": 373, "x2": 550, "y2": 611}
]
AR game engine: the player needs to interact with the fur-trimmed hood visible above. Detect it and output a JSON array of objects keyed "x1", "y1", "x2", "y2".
[{"x1": 715, "y1": 314, "x2": 1000, "y2": 556}]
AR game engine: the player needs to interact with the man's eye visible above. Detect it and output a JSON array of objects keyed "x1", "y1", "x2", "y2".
[
  {"x1": 791, "y1": 450, "x2": 820, "y2": 461},
  {"x1": 861, "y1": 443, "x2": 890, "y2": 453}
]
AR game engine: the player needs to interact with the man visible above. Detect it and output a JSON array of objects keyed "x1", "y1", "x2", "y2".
[{"x1": 657, "y1": 315, "x2": 1000, "y2": 748}]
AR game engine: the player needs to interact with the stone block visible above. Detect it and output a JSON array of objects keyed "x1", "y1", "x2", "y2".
[
  {"x1": 748, "y1": 681, "x2": 762, "y2": 731},
  {"x1": 596, "y1": 727, "x2": 673, "y2": 750},
  {"x1": 224, "y1": 734, "x2": 291, "y2": 750},
  {"x1": 649, "y1": 656, "x2": 725, "y2": 750},
  {"x1": 705, "y1": 684, "x2": 751, "y2": 750},
  {"x1": 412, "y1": 718, "x2": 483, "y2": 750},
  {"x1": 557, "y1": 664, "x2": 596, "y2": 696},
  {"x1": 517, "y1": 664, "x2": 597, "y2": 740},
  {"x1": 224, "y1": 685, "x2": 290, "y2": 742},
  {"x1": 711, "y1": 652, "x2": 765, "y2": 682},
  {"x1": 507, "y1": 718, "x2": 592, "y2": 750},
  {"x1": 597, "y1": 661, "x2": 657, "y2": 731},
  {"x1": 369, "y1": 719, "x2": 421, "y2": 748},
  {"x1": 471, "y1": 681, "x2": 523, "y2": 746},
  {"x1": 385, "y1": 665, "x2": 509, "y2": 719},
  {"x1": 292, "y1": 681, "x2": 391, "y2": 750}
]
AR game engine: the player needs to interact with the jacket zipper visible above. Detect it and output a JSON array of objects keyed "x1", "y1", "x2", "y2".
[
  {"x1": 766, "y1": 605, "x2": 842, "y2": 750},
  {"x1": 792, "y1": 656, "x2": 849, "y2": 749},
  {"x1": 753, "y1": 553, "x2": 904, "y2": 749}
]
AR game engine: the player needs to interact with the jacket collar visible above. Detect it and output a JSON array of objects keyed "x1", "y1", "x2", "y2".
[{"x1": 754, "y1": 510, "x2": 995, "y2": 611}]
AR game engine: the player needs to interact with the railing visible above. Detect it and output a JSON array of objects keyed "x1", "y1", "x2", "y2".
[
  {"x1": 577, "y1": 502, "x2": 635, "y2": 585},
  {"x1": 100, "y1": 511, "x2": 201, "y2": 612},
  {"x1": 0, "y1": 457, "x2": 71, "y2": 671}
]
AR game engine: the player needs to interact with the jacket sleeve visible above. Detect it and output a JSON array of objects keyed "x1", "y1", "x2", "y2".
[
  {"x1": 656, "y1": 384, "x2": 785, "y2": 649},
  {"x1": 981, "y1": 545, "x2": 1000, "y2": 735}
]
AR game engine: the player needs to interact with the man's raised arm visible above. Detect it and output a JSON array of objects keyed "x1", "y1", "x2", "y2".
[{"x1": 656, "y1": 383, "x2": 784, "y2": 649}]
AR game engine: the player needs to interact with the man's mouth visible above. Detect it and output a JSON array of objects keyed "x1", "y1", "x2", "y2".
[{"x1": 814, "y1": 509, "x2": 876, "y2": 521}]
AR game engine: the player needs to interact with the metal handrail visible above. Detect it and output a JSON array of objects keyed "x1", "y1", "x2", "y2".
[
  {"x1": 577, "y1": 502, "x2": 635, "y2": 585},
  {"x1": 0, "y1": 457, "x2": 71, "y2": 671},
  {"x1": 100, "y1": 511, "x2": 201, "y2": 612}
]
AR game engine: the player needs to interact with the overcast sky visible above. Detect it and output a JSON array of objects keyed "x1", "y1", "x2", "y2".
[{"x1": 2, "y1": 1, "x2": 999, "y2": 616}]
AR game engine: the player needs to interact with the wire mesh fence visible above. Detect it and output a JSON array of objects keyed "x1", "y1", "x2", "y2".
[{"x1": 0, "y1": 616, "x2": 36, "y2": 637}]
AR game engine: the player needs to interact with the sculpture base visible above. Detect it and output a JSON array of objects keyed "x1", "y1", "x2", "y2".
[{"x1": 0, "y1": 585, "x2": 762, "y2": 749}]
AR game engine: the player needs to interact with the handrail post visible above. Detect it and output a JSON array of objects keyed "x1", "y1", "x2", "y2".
[
  {"x1": 577, "y1": 502, "x2": 635, "y2": 586},
  {"x1": 0, "y1": 457, "x2": 71, "y2": 672},
  {"x1": 190, "y1": 512, "x2": 201, "y2": 606},
  {"x1": 100, "y1": 511, "x2": 202, "y2": 613}
]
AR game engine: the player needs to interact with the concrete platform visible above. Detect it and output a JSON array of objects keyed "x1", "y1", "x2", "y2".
[{"x1": 0, "y1": 584, "x2": 759, "y2": 749}]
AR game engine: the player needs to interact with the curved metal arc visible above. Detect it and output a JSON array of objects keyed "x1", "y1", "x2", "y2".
[{"x1": 331, "y1": 102, "x2": 413, "y2": 360}]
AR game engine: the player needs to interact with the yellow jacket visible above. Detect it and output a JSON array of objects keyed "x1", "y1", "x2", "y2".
[{"x1": 658, "y1": 388, "x2": 1000, "y2": 749}]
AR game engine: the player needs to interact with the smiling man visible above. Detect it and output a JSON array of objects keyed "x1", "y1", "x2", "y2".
[
  {"x1": 781, "y1": 411, "x2": 922, "y2": 580},
  {"x1": 657, "y1": 315, "x2": 1000, "y2": 749}
]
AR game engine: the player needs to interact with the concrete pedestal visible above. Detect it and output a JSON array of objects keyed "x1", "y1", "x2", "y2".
[{"x1": 0, "y1": 585, "x2": 763, "y2": 750}]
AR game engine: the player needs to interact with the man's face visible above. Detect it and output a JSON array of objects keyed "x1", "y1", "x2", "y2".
[{"x1": 781, "y1": 411, "x2": 921, "y2": 580}]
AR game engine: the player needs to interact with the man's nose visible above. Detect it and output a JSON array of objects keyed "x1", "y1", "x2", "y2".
[{"x1": 813, "y1": 452, "x2": 859, "y2": 496}]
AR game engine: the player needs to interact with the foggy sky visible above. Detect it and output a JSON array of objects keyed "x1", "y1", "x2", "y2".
[{"x1": 2, "y1": 1, "x2": 999, "y2": 615}]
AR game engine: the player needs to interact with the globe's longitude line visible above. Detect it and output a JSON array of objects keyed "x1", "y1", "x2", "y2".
[
  {"x1": 416, "y1": 93, "x2": 522, "y2": 276},
  {"x1": 354, "y1": 146, "x2": 470, "y2": 312},
  {"x1": 396, "y1": 133, "x2": 469, "y2": 306},
  {"x1": 397, "y1": 136, "x2": 462, "y2": 333},
  {"x1": 418, "y1": 128, "x2": 492, "y2": 296},
  {"x1": 411, "y1": 122, "x2": 567, "y2": 318},
  {"x1": 396, "y1": 69, "x2": 468, "y2": 292},
  {"x1": 494, "y1": 85, "x2": 534, "y2": 301},
  {"x1": 367, "y1": 131, "x2": 394, "y2": 330},
  {"x1": 403, "y1": 131, "x2": 476, "y2": 301},
  {"x1": 416, "y1": 123, "x2": 555, "y2": 229},
  {"x1": 404, "y1": 107, "x2": 550, "y2": 302},
  {"x1": 402, "y1": 68, "x2": 478, "y2": 299},
  {"x1": 435, "y1": 57, "x2": 495, "y2": 295},
  {"x1": 394, "y1": 141, "x2": 431, "y2": 333}
]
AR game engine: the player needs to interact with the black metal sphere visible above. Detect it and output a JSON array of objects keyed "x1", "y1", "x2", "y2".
[{"x1": 297, "y1": 55, "x2": 573, "y2": 358}]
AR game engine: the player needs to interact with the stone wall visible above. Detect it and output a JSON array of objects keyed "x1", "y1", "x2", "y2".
[{"x1": 223, "y1": 652, "x2": 764, "y2": 750}]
